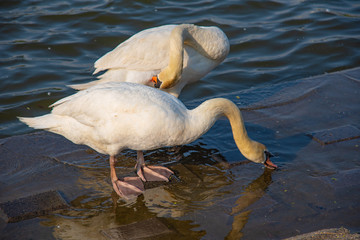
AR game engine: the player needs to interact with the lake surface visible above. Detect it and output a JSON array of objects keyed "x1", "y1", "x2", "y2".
[
  {"x1": 1, "y1": 0, "x2": 360, "y2": 239},
  {"x1": 2, "y1": 0, "x2": 360, "y2": 138}
]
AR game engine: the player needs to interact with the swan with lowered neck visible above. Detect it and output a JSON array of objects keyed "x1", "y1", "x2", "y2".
[
  {"x1": 69, "y1": 24, "x2": 230, "y2": 97},
  {"x1": 19, "y1": 82, "x2": 276, "y2": 199}
]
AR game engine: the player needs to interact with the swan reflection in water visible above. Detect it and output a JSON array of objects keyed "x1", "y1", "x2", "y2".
[
  {"x1": 226, "y1": 168, "x2": 274, "y2": 239},
  {"x1": 43, "y1": 142, "x2": 275, "y2": 239}
]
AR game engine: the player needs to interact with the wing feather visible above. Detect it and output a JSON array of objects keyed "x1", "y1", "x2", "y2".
[{"x1": 94, "y1": 25, "x2": 177, "y2": 74}]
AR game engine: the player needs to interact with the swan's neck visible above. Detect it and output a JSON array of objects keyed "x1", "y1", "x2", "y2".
[
  {"x1": 186, "y1": 98, "x2": 256, "y2": 159},
  {"x1": 159, "y1": 24, "x2": 229, "y2": 89}
]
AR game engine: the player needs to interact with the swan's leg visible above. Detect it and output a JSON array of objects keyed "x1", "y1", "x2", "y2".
[
  {"x1": 109, "y1": 155, "x2": 144, "y2": 199},
  {"x1": 136, "y1": 151, "x2": 174, "y2": 182}
]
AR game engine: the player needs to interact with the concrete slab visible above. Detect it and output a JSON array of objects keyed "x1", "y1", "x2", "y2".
[
  {"x1": 101, "y1": 218, "x2": 173, "y2": 240},
  {"x1": 283, "y1": 227, "x2": 360, "y2": 240},
  {"x1": 242, "y1": 67, "x2": 360, "y2": 139},
  {"x1": 1, "y1": 67, "x2": 360, "y2": 239},
  {"x1": 143, "y1": 163, "x2": 199, "y2": 189},
  {"x1": 0, "y1": 190, "x2": 68, "y2": 223},
  {"x1": 308, "y1": 125, "x2": 360, "y2": 145}
]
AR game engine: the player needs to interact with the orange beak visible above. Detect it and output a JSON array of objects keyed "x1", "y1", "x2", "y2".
[
  {"x1": 151, "y1": 76, "x2": 162, "y2": 88},
  {"x1": 264, "y1": 151, "x2": 277, "y2": 169}
]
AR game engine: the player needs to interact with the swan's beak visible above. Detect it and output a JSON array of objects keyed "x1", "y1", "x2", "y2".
[
  {"x1": 264, "y1": 151, "x2": 277, "y2": 169},
  {"x1": 152, "y1": 76, "x2": 162, "y2": 88}
]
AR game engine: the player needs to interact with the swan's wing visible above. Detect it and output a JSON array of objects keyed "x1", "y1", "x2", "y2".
[
  {"x1": 50, "y1": 83, "x2": 185, "y2": 129},
  {"x1": 48, "y1": 83, "x2": 189, "y2": 151},
  {"x1": 49, "y1": 88, "x2": 108, "y2": 128},
  {"x1": 94, "y1": 25, "x2": 177, "y2": 74}
]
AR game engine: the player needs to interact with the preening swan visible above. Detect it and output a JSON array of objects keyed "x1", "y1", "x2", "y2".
[
  {"x1": 69, "y1": 24, "x2": 230, "y2": 97},
  {"x1": 19, "y1": 82, "x2": 276, "y2": 199}
]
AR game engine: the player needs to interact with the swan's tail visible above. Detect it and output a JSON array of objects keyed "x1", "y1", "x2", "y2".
[
  {"x1": 67, "y1": 79, "x2": 102, "y2": 90},
  {"x1": 18, "y1": 115, "x2": 59, "y2": 130},
  {"x1": 19, "y1": 115, "x2": 87, "y2": 146}
]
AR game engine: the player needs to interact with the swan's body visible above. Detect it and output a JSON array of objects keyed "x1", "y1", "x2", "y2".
[
  {"x1": 19, "y1": 82, "x2": 276, "y2": 198},
  {"x1": 69, "y1": 24, "x2": 230, "y2": 97}
]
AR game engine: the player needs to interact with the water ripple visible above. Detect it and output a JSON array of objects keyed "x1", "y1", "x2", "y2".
[{"x1": 1, "y1": 0, "x2": 360, "y2": 139}]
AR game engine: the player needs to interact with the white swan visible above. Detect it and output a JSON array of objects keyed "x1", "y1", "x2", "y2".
[
  {"x1": 69, "y1": 24, "x2": 230, "y2": 97},
  {"x1": 19, "y1": 82, "x2": 276, "y2": 199}
]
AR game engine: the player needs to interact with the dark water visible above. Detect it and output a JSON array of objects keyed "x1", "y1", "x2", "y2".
[
  {"x1": 1, "y1": 0, "x2": 360, "y2": 239},
  {"x1": 1, "y1": 0, "x2": 360, "y2": 138}
]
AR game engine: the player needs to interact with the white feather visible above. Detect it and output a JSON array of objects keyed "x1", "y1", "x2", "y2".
[
  {"x1": 19, "y1": 82, "x2": 269, "y2": 165},
  {"x1": 69, "y1": 24, "x2": 230, "y2": 97}
]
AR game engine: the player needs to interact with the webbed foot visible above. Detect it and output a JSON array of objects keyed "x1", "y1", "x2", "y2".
[
  {"x1": 112, "y1": 177, "x2": 144, "y2": 199},
  {"x1": 137, "y1": 165, "x2": 174, "y2": 182}
]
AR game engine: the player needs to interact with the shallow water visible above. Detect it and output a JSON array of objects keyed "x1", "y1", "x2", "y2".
[{"x1": 1, "y1": 0, "x2": 360, "y2": 239}]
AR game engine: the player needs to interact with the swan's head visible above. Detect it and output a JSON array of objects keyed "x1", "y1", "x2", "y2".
[
  {"x1": 151, "y1": 76, "x2": 162, "y2": 88},
  {"x1": 245, "y1": 142, "x2": 277, "y2": 169},
  {"x1": 152, "y1": 75, "x2": 176, "y2": 89},
  {"x1": 152, "y1": 71, "x2": 181, "y2": 89}
]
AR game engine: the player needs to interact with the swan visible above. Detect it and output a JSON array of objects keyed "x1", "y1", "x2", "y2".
[
  {"x1": 69, "y1": 24, "x2": 230, "y2": 97},
  {"x1": 19, "y1": 82, "x2": 277, "y2": 199}
]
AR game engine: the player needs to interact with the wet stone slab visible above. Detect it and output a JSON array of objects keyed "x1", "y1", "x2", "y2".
[
  {"x1": 0, "y1": 190, "x2": 68, "y2": 223},
  {"x1": 240, "y1": 67, "x2": 360, "y2": 139},
  {"x1": 1, "y1": 68, "x2": 360, "y2": 239},
  {"x1": 101, "y1": 217, "x2": 173, "y2": 240},
  {"x1": 118, "y1": 161, "x2": 202, "y2": 190},
  {"x1": 308, "y1": 125, "x2": 360, "y2": 145},
  {"x1": 283, "y1": 227, "x2": 360, "y2": 240},
  {"x1": 142, "y1": 163, "x2": 199, "y2": 189}
]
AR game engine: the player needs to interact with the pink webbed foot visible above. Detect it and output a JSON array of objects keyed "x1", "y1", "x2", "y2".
[
  {"x1": 137, "y1": 165, "x2": 174, "y2": 182},
  {"x1": 109, "y1": 155, "x2": 144, "y2": 199},
  {"x1": 135, "y1": 151, "x2": 174, "y2": 182},
  {"x1": 112, "y1": 177, "x2": 144, "y2": 199}
]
